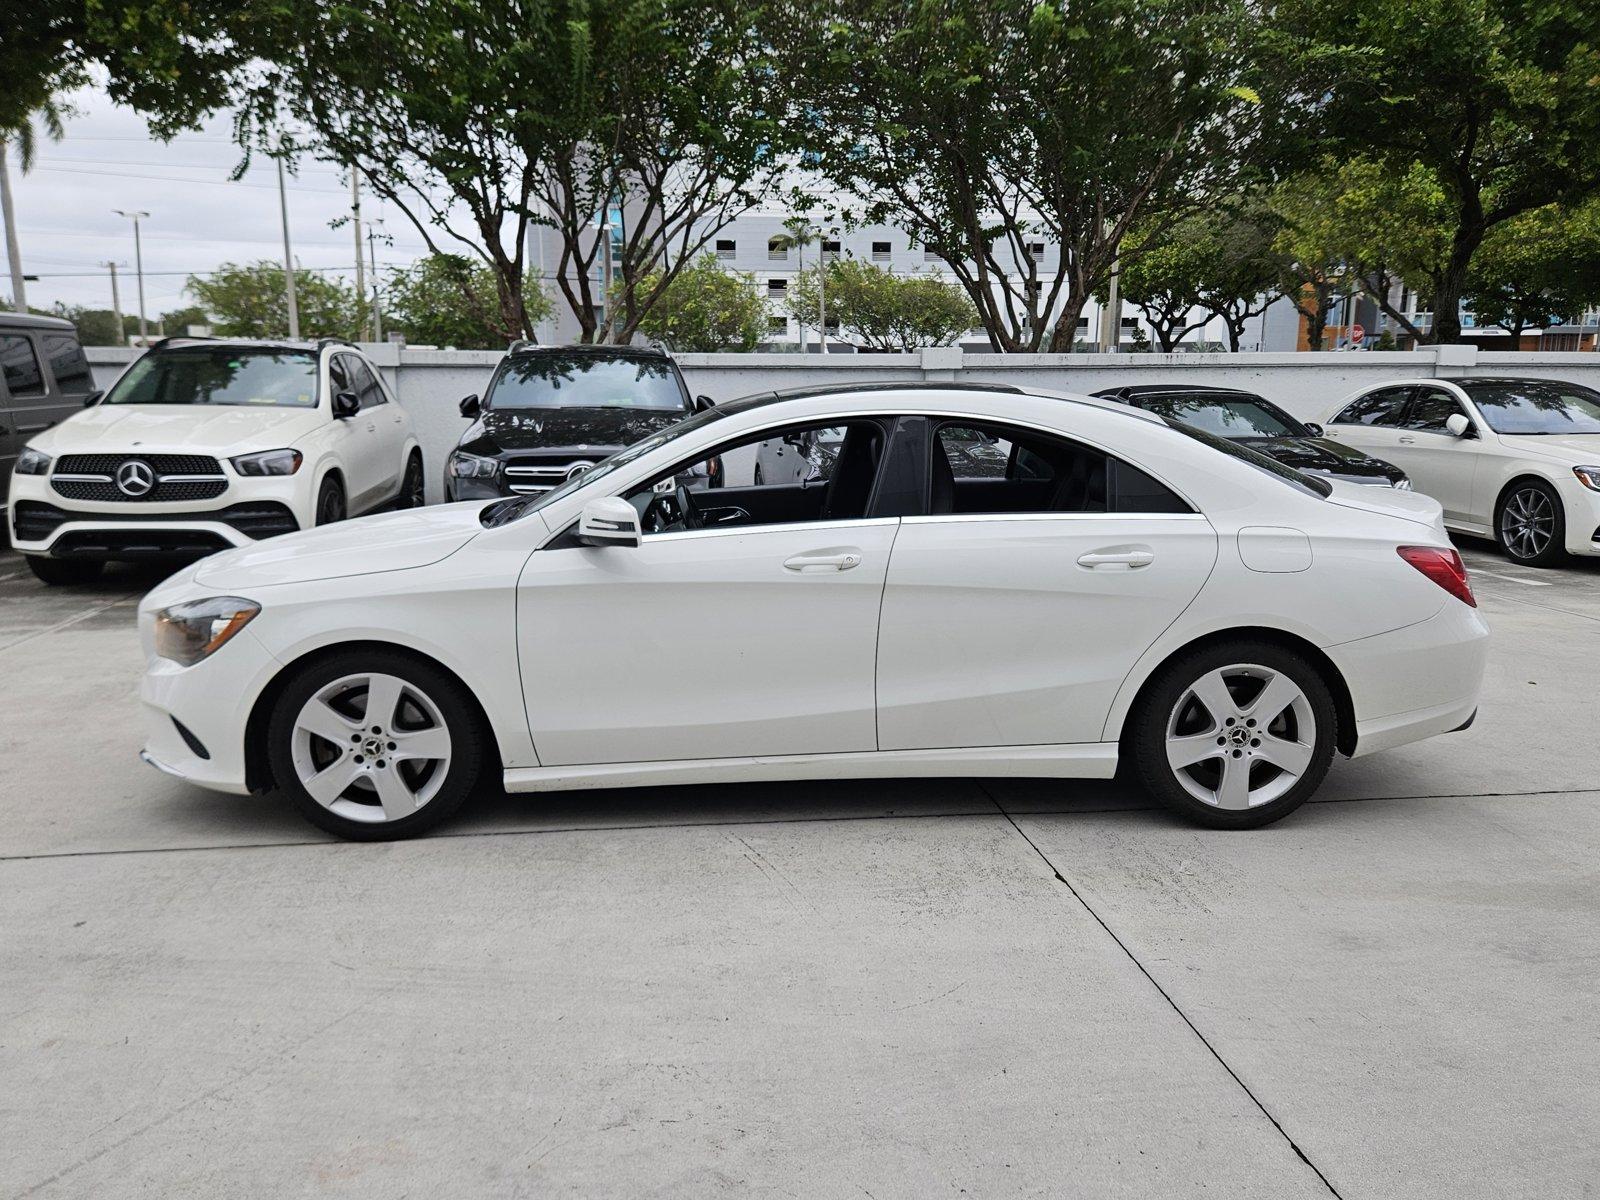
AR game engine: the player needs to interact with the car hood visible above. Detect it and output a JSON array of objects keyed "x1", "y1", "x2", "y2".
[
  {"x1": 1492, "y1": 432, "x2": 1600, "y2": 463},
  {"x1": 194, "y1": 503, "x2": 486, "y2": 589},
  {"x1": 1236, "y1": 435, "x2": 1402, "y2": 482},
  {"x1": 1321, "y1": 478, "x2": 1445, "y2": 531},
  {"x1": 30, "y1": 403, "x2": 326, "y2": 456},
  {"x1": 465, "y1": 406, "x2": 686, "y2": 454}
]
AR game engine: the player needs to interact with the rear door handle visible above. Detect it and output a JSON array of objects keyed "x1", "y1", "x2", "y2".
[
  {"x1": 1397, "y1": 435, "x2": 1416, "y2": 444},
  {"x1": 1077, "y1": 546, "x2": 1155, "y2": 570},
  {"x1": 783, "y1": 550, "x2": 862, "y2": 573}
]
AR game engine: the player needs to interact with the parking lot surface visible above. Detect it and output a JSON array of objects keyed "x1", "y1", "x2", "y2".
[{"x1": 2, "y1": 541, "x2": 1597, "y2": 1198}]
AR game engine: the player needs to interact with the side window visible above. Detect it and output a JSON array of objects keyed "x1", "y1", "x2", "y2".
[
  {"x1": 1404, "y1": 388, "x2": 1464, "y2": 433},
  {"x1": 931, "y1": 421, "x2": 1189, "y2": 516},
  {"x1": 42, "y1": 334, "x2": 93, "y2": 394},
  {"x1": 0, "y1": 335, "x2": 45, "y2": 398},
  {"x1": 1332, "y1": 387, "x2": 1412, "y2": 426},
  {"x1": 623, "y1": 419, "x2": 886, "y2": 535},
  {"x1": 348, "y1": 358, "x2": 387, "y2": 408},
  {"x1": 328, "y1": 355, "x2": 351, "y2": 397}
]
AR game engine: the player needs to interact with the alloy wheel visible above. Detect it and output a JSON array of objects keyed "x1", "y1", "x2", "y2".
[
  {"x1": 289, "y1": 671, "x2": 453, "y2": 823},
  {"x1": 1164, "y1": 664, "x2": 1316, "y2": 810},
  {"x1": 1500, "y1": 487, "x2": 1555, "y2": 561}
]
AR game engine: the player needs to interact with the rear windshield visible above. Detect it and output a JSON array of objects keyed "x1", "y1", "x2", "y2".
[
  {"x1": 106, "y1": 347, "x2": 318, "y2": 408},
  {"x1": 1163, "y1": 417, "x2": 1332, "y2": 497},
  {"x1": 486, "y1": 355, "x2": 688, "y2": 412},
  {"x1": 1135, "y1": 394, "x2": 1305, "y2": 438},
  {"x1": 1458, "y1": 380, "x2": 1600, "y2": 435}
]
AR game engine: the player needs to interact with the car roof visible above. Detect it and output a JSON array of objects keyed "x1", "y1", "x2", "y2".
[
  {"x1": 0, "y1": 312, "x2": 77, "y2": 333},
  {"x1": 710, "y1": 381, "x2": 1165, "y2": 425},
  {"x1": 1093, "y1": 383, "x2": 1263, "y2": 401},
  {"x1": 506, "y1": 343, "x2": 671, "y2": 361},
  {"x1": 145, "y1": 336, "x2": 338, "y2": 354}
]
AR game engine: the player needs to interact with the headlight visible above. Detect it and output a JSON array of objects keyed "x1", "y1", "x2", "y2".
[
  {"x1": 230, "y1": 448, "x2": 303, "y2": 476},
  {"x1": 153, "y1": 597, "x2": 261, "y2": 666},
  {"x1": 15, "y1": 447, "x2": 51, "y2": 475},
  {"x1": 1391, "y1": 476, "x2": 1413, "y2": 490},
  {"x1": 448, "y1": 450, "x2": 501, "y2": 480},
  {"x1": 1573, "y1": 466, "x2": 1600, "y2": 492}
]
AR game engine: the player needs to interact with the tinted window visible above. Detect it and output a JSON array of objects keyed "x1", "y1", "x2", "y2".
[
  {"x1": 42, "y1": 334, "x2": 93, "y2": 393},
  {"x1": 1458, "y1": 379, "x2": 1600, "y2": 435},
  {"x1": 487, "y1": 355, "x2": 688, "y2": 412},
  {"x1": 1404, "y1": 388, "x2": 1466, "y2": 433},
  {"x1": 105, "y1": 347, "x2": 319, "y2": 408},
  {"x1": 1333, "y1": 387, "x2": 1412, "y2": 426},
  {"x1": 344, "y1": 356, "x2": 386, "y2": 408},
  {"x1": 1164, "y1": 417, "x2": 1332, "y2": 498},
  {"x1": 1129, "y1": 393, "x2": 1304, "y2": 438},
  {"x1": 0, "y1": 335, "x2": 45, "y2": 398}
]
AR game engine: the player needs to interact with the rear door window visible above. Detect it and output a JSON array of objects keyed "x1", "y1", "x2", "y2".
[
  {"x1": 0, "y1": 335, "x2": 45, "y2": 398},
  {"x1": 42, "y1": 334, "x2": 93, "y2": 394}
]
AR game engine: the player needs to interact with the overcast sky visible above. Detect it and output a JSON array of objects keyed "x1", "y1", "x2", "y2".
[{"x1": 4, "y1": 85, "x2": 435, "y2": 319}]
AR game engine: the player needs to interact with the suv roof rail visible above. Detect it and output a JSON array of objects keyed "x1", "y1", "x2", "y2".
[
  {"x1": 316, "y1": 337, "x2": 358, "y2": 352},
  {"x1": 508, "y1": 338, "x2": 538, "y2": 355},
  {"x1": 146, "y1": 334, "x2": 217, "y2": 350}
]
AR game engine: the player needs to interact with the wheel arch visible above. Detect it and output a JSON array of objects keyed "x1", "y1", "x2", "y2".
[
  {"x1": 1112, "y1": 626, "x2": 1358, "y2": 758},
  {"x1": 243, "y1": 639, "x2": 503, "y2": 794},
  {"x1": 1493, "y1": 470, "x2": 1562, "y2": 518}
]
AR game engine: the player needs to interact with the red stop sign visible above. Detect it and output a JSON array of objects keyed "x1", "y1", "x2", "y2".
[{"x1": 1351, "y1": 323, "x2": 1365, "y2": 345}]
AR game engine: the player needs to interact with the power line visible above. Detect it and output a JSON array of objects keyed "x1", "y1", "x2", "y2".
[{"x1": 26, "y1": 164, "x2": 352, "y2": 195}]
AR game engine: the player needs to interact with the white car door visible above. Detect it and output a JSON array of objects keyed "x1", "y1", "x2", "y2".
[
  {"x1": 328, "y1": 353, "x2": 386, "y2": 509},
  {"x1": 517, "y1": 419, "x2": 899, "y2": 766},
  {"x1": 350, "y1": 356, "x2": 409, "y2": 499},
  {"x1": 1322, "y1": 385, "x2": 1415, "y2": 464},
  {"x1": 875, "y1": 419, "x2": 1218, "y2": 750},
  {"x1": 1386, "y1": 385, "x2": 1484, "y2": 524}
]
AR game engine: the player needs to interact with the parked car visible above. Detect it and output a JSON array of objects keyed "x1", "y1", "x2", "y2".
[
  {"x1": 8, "y1": 337, "x2": 423, "y2": 585},
  {"x1": 1093, "y1": 384, "x2": 1409, "y2": 488},
  {"x1": 1321, "y1": 376, "x2": 1600, "y2": 566},
  {"x1": 137, "y1": 383, "x2": 1486, "y2": 841},
  {"x1": 0, "y1": 312, "x2": 95, "y2": 501},
  {"x1": 445, "y1": 343, "x2": 718, "y2": 500}
]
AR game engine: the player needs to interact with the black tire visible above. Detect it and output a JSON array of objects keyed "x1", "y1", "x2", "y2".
[
  {"x1": 1495, "y1": 479, "x2": 1566, "y2": 568},
  {"x1": 1126, "y1": 640, "x2": 1337, "y2": 830},
  {"x1": 752, "y1": 463, "x2": 764, "y2": 486},
  {"x1": 400, "y1": 452, "x2": 426, "y2": 508},
  {"x1": 315, "y1": 475, "x2": 347, "y2": 526},
  {"x1": 25, "y1": 555, "x2": 104, "y2": 586},
  {"x1": 266, "y1": 649, "x2": 486, "y2": 841}
]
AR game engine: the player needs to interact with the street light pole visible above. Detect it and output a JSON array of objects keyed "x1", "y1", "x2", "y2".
[
  {"x1": 350, "y1": 170, "x2": 366, "y2": 340},
  {"x1": 1, "y1": 141, "x2": 26, "y2": 312},
  {"x1": 113, "y1": 210, "x2": 150, "y2": 342},
  {"x1": 275, "y1": 159, "x2": 300, "y2": 339},
  {"x1": 817, "y1": 228, "x2": 828, "y2": 355},
  {"x1": 366, "y1": 224, "x2": 383, "y2": 342}
]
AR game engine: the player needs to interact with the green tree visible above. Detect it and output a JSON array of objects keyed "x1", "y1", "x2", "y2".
[
  {"x1": 1195, "y1": 204, "x2": 1283, "y2": 350},
  {"x1": 159, "y1": 306, "x2": 210, "y2": 336},
  {"x1": 783, "y1": 0, "x2": 1272, "y2": 351},
  {"x1": 1465, "y1": 204, "x2": 1600, "y2": 346},
  {"x1": 1268, "y1": 0, "x2": 1600, "y2": 342},
  {"x1": 187, "y1": 262, "x2": 366, "y2": 340},
  {"x1": 1115, "y1": 219, "x2": 1212, "y2": 352},
  {"x1": 50, "y1": 305, "x2": 124, "y2": 346},
  {"x1": 632, "y1": 255, "x2": 765, "y2": 352},
  {"x1": 789, "y1": 260, "x2": 977, "y2": 351},
  {"x1": 385, "y1": 255, "x2": 552, "y2": 349}
]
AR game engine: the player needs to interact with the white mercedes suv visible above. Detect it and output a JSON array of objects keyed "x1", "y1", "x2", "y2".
[{"x1": 8, "y1": 337, "x2": 424, "y2": 585}]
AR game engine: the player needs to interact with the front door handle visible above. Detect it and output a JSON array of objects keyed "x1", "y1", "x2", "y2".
[
  {"x1": 1077, "y1": 546, "x2": 1155, "y2": 570},
  {"x1": 1397, "y1": 435, "x2": 1416, "y2": 444},
  {"x1": 366, "y1": 422, "x2": 377, "y2": 432},
  {"x1": 783, "y1": 550, "x2": 862, "y2": 573}
]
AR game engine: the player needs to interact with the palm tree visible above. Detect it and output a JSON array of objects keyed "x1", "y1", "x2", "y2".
[
  {"x1": 2, "y1": 99, "x2": 68, "y2": 312},
  {"x1": 772, "y1": 217, "x2": 833, "y2": 354}
]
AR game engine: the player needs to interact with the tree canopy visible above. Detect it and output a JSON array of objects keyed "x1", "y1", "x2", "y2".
[
  {"x1": 631, "y1": 255, "x2": 766, "y2": 352},
  {"x1": 186, "y1": 262, "x2": 367, "y2": 340},
  {"x1": 788, "y1": 261, "x2": 978, "y2": 351}
]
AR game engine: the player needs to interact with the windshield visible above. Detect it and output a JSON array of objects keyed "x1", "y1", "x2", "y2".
[
  {"x1": 486, "y1": 355, "x2": 688, "y2": 412},
  {"x1": 105, "y1": 347, "x2": 319, "y2": 408},
  {"x1": 1135, "y1": 394, "x2": 1304, "y2": 438},
  {"x1": 1163, "y1": 417, "x2": 1331, "y2": 498},
  {"x1": 481, "y1": 404, "x2": 726, "y2": 526},
  {"x1": 1459, "y1": 380, "x2": 1600, "y2": 435}
]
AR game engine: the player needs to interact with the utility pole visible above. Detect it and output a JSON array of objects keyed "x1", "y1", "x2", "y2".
[
  {"x1": 275, "y1": 159, "x2": 300, "y2": 339},
  {"x1": 366, "y1": 223, "x2": 383, "y2": 342},
  {"x1": 1099, "y1": 257, "x2": 1121, "y2": 352},
  {"x1": 103, "y1": 261, "x2": 125, "y2": 344},
  {"x1": 596, "y1": 210, "x2": 614, "y2": 343},
  {"x1": 817, "y1": 227, "x2": 828, "y2": 355},
  {"x1": 350, "y1": 169, "x2": 366, "y2": 340},
  {"x1": 1, "y1": 140, "x2": 26, "y2": 312},
  {"x1": 113, "y1": 210, "x2": 150, "y2": 342}
]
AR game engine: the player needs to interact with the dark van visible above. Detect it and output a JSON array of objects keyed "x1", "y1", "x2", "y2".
[{"x1": 0, "y1": 313, "x2": 96, "y2": 501}]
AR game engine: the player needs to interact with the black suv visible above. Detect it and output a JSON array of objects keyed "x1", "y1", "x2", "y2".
[{"x1": 445, "y1": 344, "x2": 717, "y2": 501}]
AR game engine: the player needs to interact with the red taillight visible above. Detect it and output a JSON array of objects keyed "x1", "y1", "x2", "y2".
[{"x1": 1397, "y1": 546, "x2": 1476, "y2": 607}]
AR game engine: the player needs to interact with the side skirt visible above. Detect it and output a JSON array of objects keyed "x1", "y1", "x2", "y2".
[{"x1": 503, "y1": 742, "x2": 1120, "y2": 794}]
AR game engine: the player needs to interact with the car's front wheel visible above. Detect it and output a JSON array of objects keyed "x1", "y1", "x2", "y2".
[
  {"x1": 1127, "y1": 641, "x2": 1337, "y2": 829},
  {"x1": 1496, "y1": 479, "x2": 1566, "y2": 567},
  {"x1": 400, "y1": 452, "x2": 425, "y2": 509},
  {"x1": 25, "y1": 555, "x2": 104, "y2": 586},
  {"x1": 266, "y1": 650, "x2": 486, "y2": 840},
  {"x1": 315, "y1": 475, "x2": 347, "y2": 526}
]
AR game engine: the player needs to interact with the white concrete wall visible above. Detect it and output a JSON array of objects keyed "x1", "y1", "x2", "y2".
[{"x1": 87, "y1": 343, "x2": 1600, "y2": 502}]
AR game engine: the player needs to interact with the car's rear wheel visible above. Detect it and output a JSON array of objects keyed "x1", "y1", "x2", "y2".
[
  {"x1": 267, "y1": 651, "x2": 485, "y2": 840},
  {"x1": 25, "y1": 555, "x2": 104, "y2": 586},
  {"x1": 1127, "y1": 641, "x2": 1336, "y2": 829},
  {"x1": 1496, "y1": 480, "x2": 1566, "y2": 567},
  {"x1": 315, "y1": 475, "x2": 347, "y2": 525}
]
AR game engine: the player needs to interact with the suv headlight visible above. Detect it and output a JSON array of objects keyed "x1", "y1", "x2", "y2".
[
  {"x1": 1573, "y1": 465, "x2": 1600, "y2": 491},
  {"x1": 448, "y1": 450, "x2": 501, "y2": 480},
  {"x1": 15, "y1": 447, "x2": 51, "y2": 475},
  {"x1": 153, "y1": 597, "x2": 261, "y2": 666},
  {"x1": 230, "y1": 448, "x2": 303, "y2": 476}
]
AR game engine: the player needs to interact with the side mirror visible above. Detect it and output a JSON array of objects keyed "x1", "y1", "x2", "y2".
[
  {"x1": 459, "y1": 393, "x2": 481, "y2": 419},
  {"x1": 332, "y1": 390, "x2": 361, "y2": 419},
  {"x1": 1445, "y1": 413, "x2": 1473, "y2": 438},
  {"x1": 692, "y1": 394, "x2": 716, "y2": 413},
  {"x1": 1302, "y1": 421, "x2": 1323, "y2": 437},
  {"x1": 82, "y1": 390, "x2": 103, "y2": 408},
  {"x1": 577, "y1": 496, "x2": 641, "y2": 548}
]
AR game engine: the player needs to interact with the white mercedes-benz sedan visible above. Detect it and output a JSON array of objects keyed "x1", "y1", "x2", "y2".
[{"x1": 136, "y1": 383, "x2": 1489, "y2": 840}]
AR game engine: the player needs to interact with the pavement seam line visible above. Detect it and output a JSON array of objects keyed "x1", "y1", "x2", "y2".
[
  {"x1": 984, "y1": 786, "x2": 1345, "y2": 1200},
  {"x1": 0, "y1": 592, "x2": 139, "y2": 654}
]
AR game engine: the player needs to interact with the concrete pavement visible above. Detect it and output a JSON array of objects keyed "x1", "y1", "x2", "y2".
[{"x1": 2, "y1": 540, "x2": 1597, "y2": 1197}]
